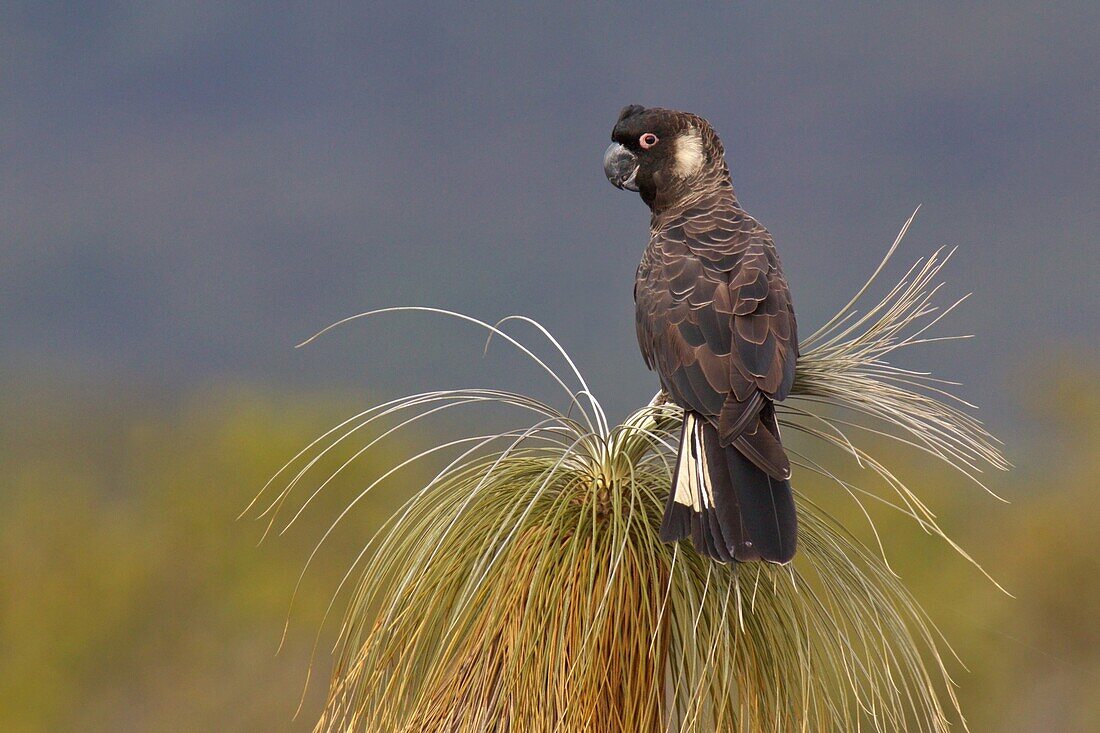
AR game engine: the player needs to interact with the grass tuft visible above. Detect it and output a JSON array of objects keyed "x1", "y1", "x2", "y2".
[{"x1": 250, "y1": 211, "x2": 1007, "y2": 731}]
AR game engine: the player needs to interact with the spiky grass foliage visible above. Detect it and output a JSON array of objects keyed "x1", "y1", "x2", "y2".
[
  {"x1": 249, "y1": 211, "x2": 1006, "y2": 732},
  {"x1": 786, "y1": 210, "x2": 1009, "y2": 585}
]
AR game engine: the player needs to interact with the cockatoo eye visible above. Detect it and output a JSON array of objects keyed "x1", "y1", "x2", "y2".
[{"x1": 639, "y1": 133, "x2": 659, "y2": 150}]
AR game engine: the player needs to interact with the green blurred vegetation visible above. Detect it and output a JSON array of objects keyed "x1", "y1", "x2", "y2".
[
  {"x1": 798, "y1": 365, "x2": 1100, "y2": 732},
  {"x1": 0, "y1": 384, "x2": 412, "y2": 732},
  {"x1": 2, "y1": 373, "x2": 1098, "y2": 731}
]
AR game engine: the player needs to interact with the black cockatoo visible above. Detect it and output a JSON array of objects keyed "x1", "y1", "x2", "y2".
[{"x1": 604, "y1": 105, "x2": 799, "y2": 564}]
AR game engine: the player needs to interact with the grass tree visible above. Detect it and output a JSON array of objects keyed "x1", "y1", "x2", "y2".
[{"x1": 247, "y1": 212, "x2": 1007, "y2": 732}]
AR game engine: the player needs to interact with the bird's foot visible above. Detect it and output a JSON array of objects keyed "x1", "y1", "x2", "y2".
[{"x1": 648, "y1": 390, "x2": 669, "y2": 407}]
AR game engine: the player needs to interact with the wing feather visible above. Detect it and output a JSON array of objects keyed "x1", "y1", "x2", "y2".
[{"x1": 635, "y1": 198, "x2": 798, "y2": 434}]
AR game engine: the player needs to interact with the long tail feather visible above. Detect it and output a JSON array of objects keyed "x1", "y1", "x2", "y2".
[{"x1": 662, "y1": 410, "x2": 797, "y2": 563}]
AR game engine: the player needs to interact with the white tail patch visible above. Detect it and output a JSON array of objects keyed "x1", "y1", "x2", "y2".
[
  {"x1": 673, "y1": 129, "x2": 705, "y2": 178},
  {"x1": 674, "y1": 413, "x2": 712, "y2": 511}
]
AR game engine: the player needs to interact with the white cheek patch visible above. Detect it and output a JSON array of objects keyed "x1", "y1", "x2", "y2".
[{"x1": 673, "y1": 129, "x2": 705, "y2": 178}]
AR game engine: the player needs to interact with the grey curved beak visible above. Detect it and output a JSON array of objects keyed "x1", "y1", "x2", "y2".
[{"x1": 603, "y1": 143, "x2": 639, "y2": 191}]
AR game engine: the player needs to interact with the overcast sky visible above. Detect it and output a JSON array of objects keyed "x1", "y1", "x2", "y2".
[{"x1": 3, "y1": 3, "x2": 1097, "y2": 437}]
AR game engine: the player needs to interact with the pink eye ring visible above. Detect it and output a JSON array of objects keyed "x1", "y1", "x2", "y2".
[{"x1": 639, "y1": 133, "x2": 659, "y2": 149}]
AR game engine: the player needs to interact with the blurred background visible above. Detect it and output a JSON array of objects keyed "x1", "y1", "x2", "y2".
[{"x1": 2, "y1": 3, "x2": 1098, "y2": 731}]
